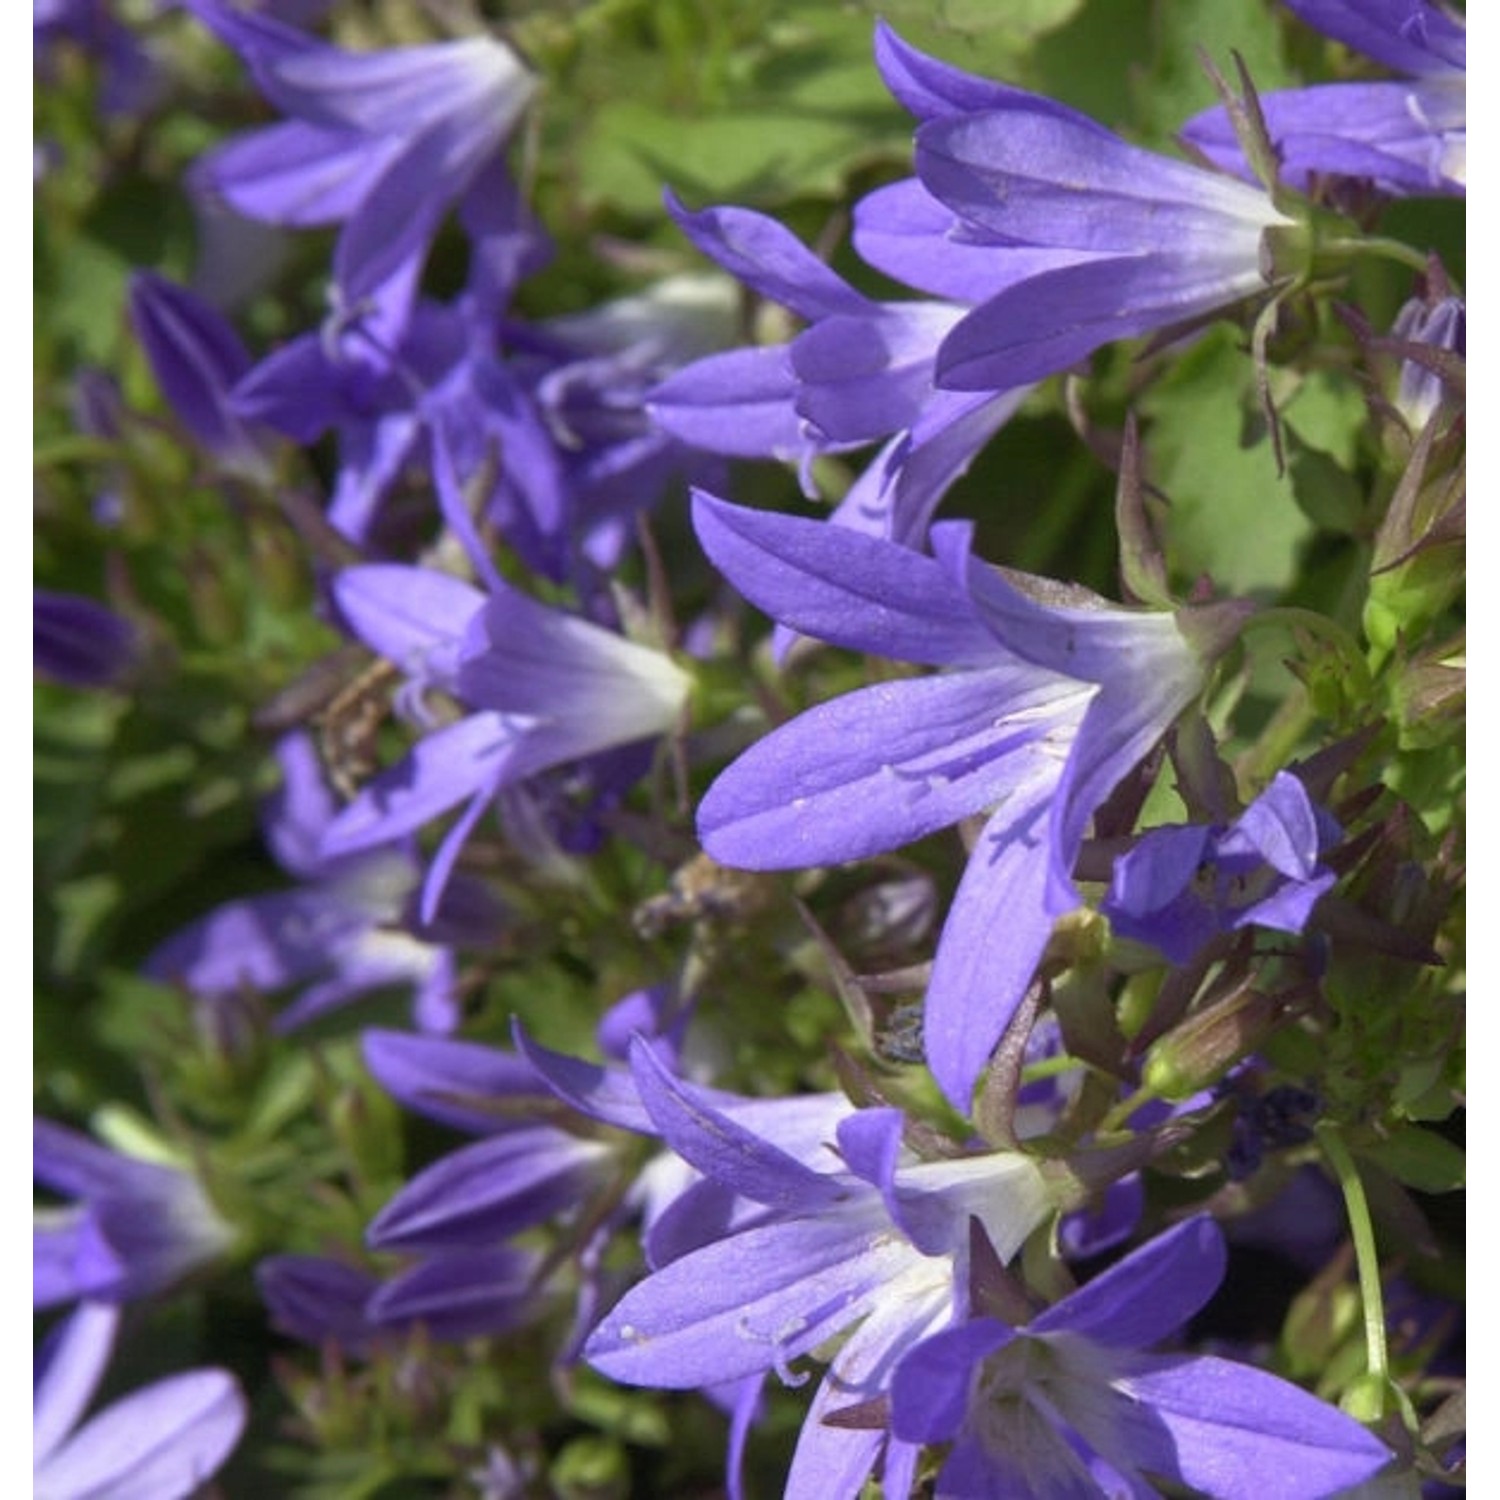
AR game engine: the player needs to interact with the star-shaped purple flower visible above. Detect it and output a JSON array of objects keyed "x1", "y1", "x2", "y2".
[
  {"x1": 691, "y1": 493, "x2": 1248, "y2": 1107},
  {"x1": 889, "y1": 1216, "x2": 1392, "y2": 1497}
]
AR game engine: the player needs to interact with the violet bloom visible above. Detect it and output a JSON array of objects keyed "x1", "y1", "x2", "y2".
[
  {"x1": 363, "y1": 992, "x2": 860, "y2": 1362},
  {"x1": 585, "y1": 1041, "x2": 1053, "y2": 1498},
  {"x1": 35, "y1": 1301, "x2": 246, "y2": 1500},
  {"x1": 1101, "y1": 770, "x2": 1340, "y2": 966},
  {"x1": 889, "y1": 1217, "x2": 1392, "y2": 1497},
  {"x1": 855, "y1": 26, "x2": 1297, "y2": 393},
  {"x1": 692, "y1": 493, "x2": 1247, "y2": 1108},
  {"x1": 649, "y1": 192, "x2": 1029, "y2": 550},
  {"x1": 34, "y1": 589, "x2": 140, "y2": 690},
  {"x1": 182, "y1": 0, "x2": 536, "y2": 339},
  {"x1": 34, "y1": 1119, "x2": 235, "y2": 1309},
  {"x1": 1390, "y1": 293, "x2": 1464, "y2": 430},
  {"x1": 146, "y1": 731, "x2": 498, "y2": 1033},
  {"x1": 319, "y1": 563, "x2": 691, "y2": 920},
  {"x1": 127, "y1": 271, "x2": 275, "y2": 480},
  {"x1": 1182, "y1": 0, "x2": 1465, "y2": 198}
]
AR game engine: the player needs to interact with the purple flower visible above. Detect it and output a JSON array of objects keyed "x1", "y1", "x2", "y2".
[
  {"x1": 34, "y1": 1120, "x2": 236, "y2": 1309},
  {"x1": 889, "y1": 1217, "x2": 1392, "y2": 1498},
  {"x1": 127, "y1": 271, "x2": 275, "y2": 479},
  {"x1": 146, "y1": 731, "x2": 498, "y2": 1033},
  {"x1": 1390, "y1": 293, "x2": 1464, "y2": 430},
  {"x1": 851, "y1": 27, "x2": 1297, "y2": 393},
  {"x1": 34, "y1": 589, "x2": 141, "y2": 690},
  {"x1": 319, "y1": 564, "x2": 691, "y2": 919},
  {"x1": 1182, "y1": 0, "x2": 1465, "y2": 198},
  {"x1": 584, "y1": 1043, "x2": 1053, "y2": 1497},
  {"x1": 691, "y1": 493, "x2": 1246, "y2": 1108},
  {"x1": 1101, "y1": 770, "x2": 1340, "y2": 965},
  {"x1": 183, "y1": 0, "x2": 536, "y2": 339},
  {"x1": 34, "y1": 1301, "x2": 246, "y2": 1500},
  {"x1": 649, "y1": 192, "x2": 1028, "y2": 549}
]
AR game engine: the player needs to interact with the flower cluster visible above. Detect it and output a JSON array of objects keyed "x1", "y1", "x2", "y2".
[{"x1": 36, "y1": 1, "x2": 1463, "y2": 1497}]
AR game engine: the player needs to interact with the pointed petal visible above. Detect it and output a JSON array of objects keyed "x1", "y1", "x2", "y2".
[
  {"x1": 691, "y1": 491, "x2": 1000, "y2": 666},
  {"x1": 648, "y1": 346, "x2": 810, "y2": 460},
  {"x1": 1032, "y1": 1216, "x2": 1226, "y2": 1347},
  {"x1": 34, "y1": 1369, "x2": 246, "y2": 1500},
  {"x1": 318, "y1": 713, "x2": 524, "y2": 857},
  {"x1": 1066, "y1": 1352, "x2": 1393, "y2": 1499},
  {"x1": 362, "y1": 1028, "x2": 545, "y2": 1134},
  {"x1": 922, "y1": 785, "x2": 1059, "y2": 1110},
  {"x1": 665, "y1": 192, "x2": 868, "y2": 321},
  {"x1": 698, "y1": 665, "x2": 1092, "y2": 871},
  {"x1": 367, "y1": 1128, "x2": 613, "y2": 1251},
  {"x1": 368, "y1": 1247, "x2": 544, "y2": 1340},
  {"x1": 331, "y1": 565, "x2": 484, "y2": 687},
  {"x1": 629, "y1": 1038, "x2": 846, "y2": 1214},
  {"x1": 144, "y1": 888, "x2": 367, "y2": 995},
  {"x1": 584, "y1": 1199, "x2": 920, "y2": 1388},
  {"x1": 192, "y1": 121, "x2": 395, "y2": 227},
  {"x1": 33, "y1": 1303, "x2": 118, "y2": 1466}
]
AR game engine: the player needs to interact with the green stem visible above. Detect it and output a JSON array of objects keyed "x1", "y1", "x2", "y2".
[
  {"x1": 1317, "y1": 1124, "x2": 1389, "y2": 1384},
  {"x1": 1324, "y1": 235, "x2": 1438, "y2": 279},
  {"x1": 1098, "y1": 1084, "x2": 1159, "y2": 1136}
]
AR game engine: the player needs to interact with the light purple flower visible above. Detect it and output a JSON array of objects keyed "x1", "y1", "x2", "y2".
[
  {"x1": 34, "y1": 1301, "x2": 246, "y2": 1500},
  {"x1": 1390, "y1": 293, "x2": 1464, "y2": 430},
  {"x1": 888, "y1": 1216, "x2": 1392, "y2": 1498},
  {"x1": 127, "y1": 271, "x2": 276, "y2": 480},
  {"x1": 649, "y1": 191, "x2": 1028, "y2": 549},
  {"x1": 146, "y1": 731, "x2": 498, "y2": 1033},
  {"x1": 183, "y1": 0, "x2": 536, "y2": 339},
  {"x1": 1182, "y1": 0, "x2": 1465, "y2": 198},
  {"x1": 34, "y1": 1120, "x2": 235, "y2": 1309},
  {"x1": 1101, "y1": 770, "x2": 1340, "y2": 965},
  {"x1": 584, "y1": 1043, "x2": 1053, "y2": 1498},
  {"x1": 856, "y1": 26, "x2": 1297, "y2": 393},
  {"x1": 319, "y1": 563, "x2": 691, "y2": 919},
  {"x1": 691, "y1": 493, "x2": 1247, "y2": 1107}
]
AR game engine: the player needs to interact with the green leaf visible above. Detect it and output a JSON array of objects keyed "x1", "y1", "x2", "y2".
[
  {"x1": 1360, "y1": 1125, "x2": 1465, "y2": 1194},
  {"x1": 1140, "y1": 328, "x2": 1314, "y2": 597}
]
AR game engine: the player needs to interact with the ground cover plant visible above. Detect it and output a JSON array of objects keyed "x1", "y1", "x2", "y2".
[{"x1": 34, "y1": 1, "x2": 1464, "y2": 1495}]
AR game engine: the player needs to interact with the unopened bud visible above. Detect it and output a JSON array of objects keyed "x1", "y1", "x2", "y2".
[{"x1": 1141, "y1": 988, "x2": 1278, "y2": 1100}]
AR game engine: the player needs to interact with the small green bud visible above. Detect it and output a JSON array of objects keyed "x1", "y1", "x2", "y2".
[{"x1": 1141, "y1": 988, "x2": 1278, "y2": 1100}]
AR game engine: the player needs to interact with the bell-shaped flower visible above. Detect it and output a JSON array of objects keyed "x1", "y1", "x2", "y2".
[
  {"x1": 585, "y1": 1041, "x2": 1054, "y2": 1498},
  {"x1": 858, "y1": 26, "x2": 1297, "y2": 393},
  {"x1": 182, "y1": 0, "x2": 536, "y2": 339},
  {"x1": 888, "y1": 1216, "x2": 1392, "y2": 1497},
  {"x1": 649, "y1": 191, "x2": 1029, "y2": 550},
  {"x1": 1181, "y1": 0, "x2": 1465, "y2": 198},
  {"x1": 692, "y1": 493, "x2": 1247, "y2": 1108},
  {"x1": 34, "y1": 1301, "x2": 247, "y2": 1500},
  {"x1": 1101, "y1": 769, "x2": 1340, "y2": 965},
  {"x1": 319, "y1": 561, "x2": 690, "y2": 920},
  {"x1": 34, "y1": 1120, "x2": 236, "y2": 1309}
]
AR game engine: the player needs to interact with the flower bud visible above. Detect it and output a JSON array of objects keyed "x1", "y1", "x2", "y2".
[{"x1": 1141, "y1": 987, "x2": 1279, "y2": 1101}]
